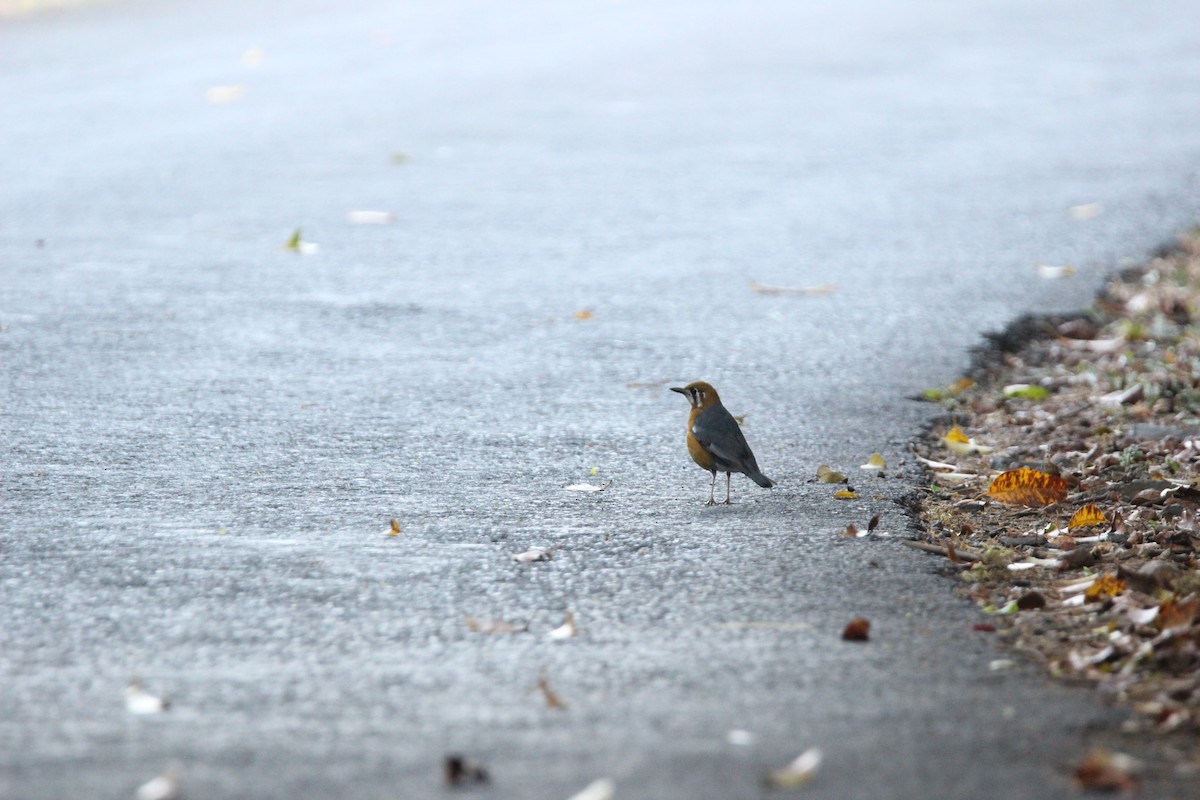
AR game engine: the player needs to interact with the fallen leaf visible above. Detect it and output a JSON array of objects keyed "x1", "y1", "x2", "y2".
[
  {"x1": 512, "y1": 549, "x2": 553, "y2": 564},
  {"x1": 1069, "y1": 202, "x2": 1104, "y2": 221},
  {"x1": 1073, "y1": 748, "x2": 1139, "y2": 792},
  {"x1": 1157, "y1": 595, "x2": 1200, "y2": 630},
  {"x1": 282, "y1": 228, "x2": 319, "y2": 254},
  {"x1": 764, "y1": 747, "x2": 823, "y2": 788},
  {"x1": 567, "y1": 778, "x2": 615, "y2": 800},
  {"x1": 386, "y1": 518, "x2": 401, "y2": 537},
  {"x1": 125, "y1": 678, "x2": 169, "y2": 715},
  {"x1": 727, "y1": 729, "x2": 756, "y2": 746},
  {"x1": 573, "y1": 309, "x2": 594, "y2": 320},
  {"x1": 1003, "y1": 383, "x2": 1049, "y2": 401},
  {"x1": 945, "y1": 540, "x2": 961, "y2": 564},
  {"x1": 921, "y1": 376, "x2": 976, "y2": 402},
  {"x1": 537, "y1": 669, "x2": 567, "y2": 710},
  {"x1": 841, "y1": 618, "x2": 870, "y2": 641},
  {"x1": 749, "y1": 281, "x2": 836, "y2": 296},
  {"x1": 136, "y1": 764, "x2": 182, "y2": 800},
  {"x1": 1084, "y1": 573, "x2": 1125, "y2": 602},
  {"x1": 548, "y1": 610, "x2": 577, "y2": 640},
  {"x1": 1037, "y1": 263, "x2": 1076, "y2": 279},
  {"x1": 205, "y1": 85, "x2": 245, "y2": 104},
  {"x1": 346, "y1": 209, "x2": 395, "y2": 225},
  {"x1": 868, "y1": 512, "x2": 882, "y2": 532},
  {"x1": 833, "y1": 489, "x2": 859, "y2": 500},
  {"x1": 1016, "y1": 591, "x2": 1046, "y2": 610},
  {"x1": 860, "y1": 452, "x2": 886, "y2": 471},
  {"x1": 943, "y1": 425, "x2": 994, "y2": 455},
  {"x1": 444, "y1": 754, "x2": 490, "y2": 786},
  {"x1": 987, "y1": 468, "x2": 1067, "y2": 506},
  {"x1": 465, "y1": 616, "x2": 526, "y2": 634},
  {"x1": 1068, "y1": 504, "x2": 1107, "y2": 530},
  {"x1": 973, "y1": 622, "x2": 997, "y2": 632},
  {"x1": 564, "y1": 480, "x2": 612, "y2": 492},
  {"x1": 816, "y1": 465, "x2": 847, "y2": 484},
  {"x1": 841, "y1": 523, "x2": 859, "y2": 537}
]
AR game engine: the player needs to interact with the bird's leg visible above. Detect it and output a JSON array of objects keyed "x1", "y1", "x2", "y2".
[
  {"x1": 723, "y1": 472, "x2": 732, "y2": 504},
  {"x1": 706, "y1": 471, "x2": 717, "y2": 505}
]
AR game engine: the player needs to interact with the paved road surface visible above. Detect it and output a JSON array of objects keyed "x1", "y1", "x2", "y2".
[{"x1": 3, "y1": 1, "x2": 1200, "y2": 798}]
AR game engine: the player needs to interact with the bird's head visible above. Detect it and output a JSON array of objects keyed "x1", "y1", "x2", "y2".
[{"x1": 670, "y1": 381, "x2": 720, "y2": 409}]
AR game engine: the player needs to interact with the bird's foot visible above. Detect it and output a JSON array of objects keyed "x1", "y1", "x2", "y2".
[
  {"x1": 705, "y1": 498, "x2": 717, "y2": 506},
  {"x1": 722, "y1": 498, "x2": 732, "y2": 505}
]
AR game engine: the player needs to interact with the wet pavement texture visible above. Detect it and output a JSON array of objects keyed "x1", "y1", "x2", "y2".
[{"x1": 3, "y1": 1, "x2": 1200, "y2": 798}]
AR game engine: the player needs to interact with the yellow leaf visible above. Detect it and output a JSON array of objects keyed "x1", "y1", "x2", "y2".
[
  {"x1": 573, "y1": 310, "x2": 594, "y2": 320},
  {"x1": 1084, "y1": 574, "x2": 1125, "y2": 602},
  {"x1": 987, "y1": 468, "x2": 1068, "y2": 506},
  {"x1": 860, "y1": 453, "x2": 886, "y2": 471},
  {"x1": 945, "y1": 426, "x2": 970, "y2": 444},
  {"x1": 388, "y1": 518, "x2": 401, "y2": 536},
  {"x1": 817, "y1": 465, "x2": 847, "y2": 484},
  {"x1": 1068, "y1": 504, "x2": 1107, "y2": 529},
  {"x1": 833, "y1": 489, "x2": 859, "y2": 500},
  {"x1": 942, "y1": 425, "x2": 993, "y2": 455}
]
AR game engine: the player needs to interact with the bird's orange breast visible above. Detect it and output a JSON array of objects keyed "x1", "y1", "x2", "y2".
[{"x1": 685, "y1": 407, "x2": 716, "y2": 470}]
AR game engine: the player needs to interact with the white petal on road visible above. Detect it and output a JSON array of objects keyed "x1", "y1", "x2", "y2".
[
  {"x1": 564, "y1": 480, "x2": 612, "y2": 492},
  {"x1": 567, "y1": 778, "x2": 614, "y2": 800},
  {"x1": 766, "y1": 747, "x2": 822, "y2": 787},
  {"x1": 135, "y1": 764, "x2": 182, "y2": 800},
  {"x1": 512, "y1": 549, "x2": 553, "y2": 564}
]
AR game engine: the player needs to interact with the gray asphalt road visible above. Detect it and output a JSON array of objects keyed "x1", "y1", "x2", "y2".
[{"x1": 3, "y1": 1, "x2": 1200, "y2": 798}]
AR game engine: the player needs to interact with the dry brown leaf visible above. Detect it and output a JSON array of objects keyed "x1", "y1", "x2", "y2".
[
  {"x1": 537, "y1": 669, "x2": 567, "y2": 710},
  {"x1": 1157, "y1": 595, "x2": 1200, "y2": 630},
  {"x1": 1073, "y1": 748, "x2": 1139, "y2": 792},
  {"x1": 987, "y1": 468, "x2": 1068, "y2": 506},
  {"x1": 444, "y1": 754, "x2": 490, "y2": 786},
  {"x1": 387, "y1": 518, "x2": 401, "y2": 536},
  {"x1": 841, "y1": 618, "x2": 870, "y2": 641},
  {"x1": 868, "y1": 512, "x2": 881, "y2": 532},
  {"x1": 841, "y1": 523, "x2": 859, "y2": 537}
]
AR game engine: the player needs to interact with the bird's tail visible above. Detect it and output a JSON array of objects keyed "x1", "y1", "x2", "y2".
[{"x1": 749, "y1": 471, "x2": 775, "y2": 489}]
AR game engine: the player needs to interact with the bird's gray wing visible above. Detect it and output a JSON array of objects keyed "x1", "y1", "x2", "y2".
[{"x1": 692, "y1": 405, "x2": 755, "y2": 471}]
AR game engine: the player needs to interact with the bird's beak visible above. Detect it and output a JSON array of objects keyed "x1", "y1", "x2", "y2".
[{"x1": 669, "y1": 387, "x2": 686, "y2": 395}]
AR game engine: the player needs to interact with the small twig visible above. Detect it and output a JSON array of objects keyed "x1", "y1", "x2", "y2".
[{"x1": 902, "y1": 539, "x2": 983, "y2": 562}]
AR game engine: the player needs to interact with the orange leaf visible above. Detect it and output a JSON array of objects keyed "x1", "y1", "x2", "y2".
[
  {"x1": 1068, "y1": 504, "x2": 1106, "y2": 529},
  {"x1": 1157, "y1": 595, "x2": 1200, "y2": 630},
  {"x1": 987, "y1": 468, "x2": 1067, "y2": 506},
  {"x1": 1084, "y1": 574, "x2": 1125, "y2": 602}
]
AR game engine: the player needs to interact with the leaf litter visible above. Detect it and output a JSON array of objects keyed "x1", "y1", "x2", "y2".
[{"x1": 912, "y1": 228, "x2": 1200, "y2": 765}]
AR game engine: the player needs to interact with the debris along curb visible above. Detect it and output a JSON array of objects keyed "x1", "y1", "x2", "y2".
[{"x1": 910, "y1": 229, "x2": 1200, "y2": 763}]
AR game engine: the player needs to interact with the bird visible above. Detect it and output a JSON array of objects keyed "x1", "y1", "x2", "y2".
[{"x1": 670, "y1": 381, "x2": 774, "y2": 504}]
